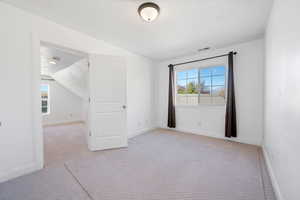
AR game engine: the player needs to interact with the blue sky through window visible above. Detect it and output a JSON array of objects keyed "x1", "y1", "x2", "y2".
[
  {"x1": 212, "y1": 76, "x2": 225, "y2": 86},
  {"x1": 176, "y1": 66, "x2": 226, "y2": 105},
  {"x1": 41, "y1": 85, "x2": 49, "y2": 92},
  {"x1": 177, "y1": 66, "x2": 225, "y2": 86},
  {"x1": 177, "y1": 71, "x2": 187, "y2": 80},
  {"x1": 211, "y1": 66, "x2": 226, "y2": 75}
]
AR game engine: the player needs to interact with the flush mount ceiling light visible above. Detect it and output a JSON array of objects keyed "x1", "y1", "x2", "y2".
[
  {"x1": 138, "y1": 2, "x2": 160, "y2": 22},
  {"x1": 49, "y1": 60, "x2": 57, "y2": 65},
  {"x1": 48, "y1": 56, "x2": 60, "y2": 65}
]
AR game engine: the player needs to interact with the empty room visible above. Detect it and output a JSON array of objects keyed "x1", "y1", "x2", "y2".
[
  {"x1": 0, "y1": 0, "x2": 299, "y2": 200},
  {"x1": 40, "y1": 43, "x2": 90, "y2": 166}
]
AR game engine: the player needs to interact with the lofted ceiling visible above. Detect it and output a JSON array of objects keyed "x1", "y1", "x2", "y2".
[{"x1": 4, "y1": 0, "x2": 273, "y2": 60}]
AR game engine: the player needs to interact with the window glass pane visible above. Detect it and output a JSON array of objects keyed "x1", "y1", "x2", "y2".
[
  {"x1": 41, "y1": 92, "x2": 48, "y2": 99},
  {"x1": 186, "y1": 79, "x2": 198, "y2": 94},
  {"x1": 200, "y1": 86, "x2": 211, "y2": 96},
  {"x1": 212, "y1": 86, "x2": 225, "y2": 97},
  {"x1": 42, "y1": 100, "x2": 48, "y2": 107},
  {"x1": 42, "y1": 107, "x2": 48, "y2": 113},
  {"x1": 212, "y1": 75, "x2": 225, "y2": 86},
  {"x1": 41, "y1": 85, "x2": 49, "y2": 92},
  {"x1": 177, "y1": 71, "x2": 187, "y2": 80},
  {"x1": 176, "y1": 66, "x2": 226, "y2": 105},
  {"x1": 41, "y1": 84, "x2": 49, "y2": 114},
  {"x1": 212, "y1": 85, "x2": 225, "y2": 104},
  {"x1": 211, "y1": 66, "x2": 226, "y2": 75},
  {"x1": 199, "y1": 68, "x2": 211, "y2": 77},
  {"x1": 199, "y1": 76, "x2": 211, "y2": 87},
  {"x1": 177, "y1": 79, "x2": 186, "y2": 94},
  {"x1": 187, "y1": 69, "x2": 198, "y2": 79}
]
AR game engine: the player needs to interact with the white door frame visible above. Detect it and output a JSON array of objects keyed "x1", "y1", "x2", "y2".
[{"x1": 31, "y1": 33, "x2": 92, "y2": 169}]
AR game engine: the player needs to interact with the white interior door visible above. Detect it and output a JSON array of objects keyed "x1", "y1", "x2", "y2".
[{"x1": 88, "y1": 54, "x2": 127, "y2": 151}]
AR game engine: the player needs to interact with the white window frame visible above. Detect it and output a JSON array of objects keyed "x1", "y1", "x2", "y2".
[
  {"x1": 175, "y1": 64, "x2": 228, "y2": 107},
  {"x1": 41, "y1": 84, "x2": 50, "y2": 115}
]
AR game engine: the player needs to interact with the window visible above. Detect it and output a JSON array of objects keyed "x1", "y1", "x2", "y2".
[
  {"x1": 41, "y1": 84, "x2": 50, "y2": 114},
  {"x1": 176, "y1": 66, "x2": 226, "y2": 105}
]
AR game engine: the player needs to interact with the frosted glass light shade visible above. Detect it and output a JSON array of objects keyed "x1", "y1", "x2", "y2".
[{"x1": 138, "y1": 2, "x2": 160, "y2": 22}]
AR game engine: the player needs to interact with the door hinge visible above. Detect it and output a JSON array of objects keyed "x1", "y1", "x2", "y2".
[
  {"x1": 88, "y1": 62, "x2": 90, "y2": 68},
  {"x1": 88, "y1": 97, "x2": 91, "y2": 103},
  {"x1": 89, "y1": 131, "x2": 92, "y2": 136}
]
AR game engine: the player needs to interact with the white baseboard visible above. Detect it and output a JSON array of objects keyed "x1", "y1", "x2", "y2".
[
  {"x1": 43, "y1": 120, "x2": 85, "y2": 127},
  {"x1": 162, "y1": 127, "x2": 260, "y2": 146},
  {"x1": 128, "y1": 127, "x2": 157, "y2": 139},
  {"x1": 262, "y1": 145, "x2": 284, "y2": 200},
  {"x1": 0, "y1": 162, "x2": 41, "y2": 183}
]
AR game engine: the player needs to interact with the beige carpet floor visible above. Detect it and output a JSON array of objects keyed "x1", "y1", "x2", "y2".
[
  {"x1": 43, "y1": 123, "x2": 97, "y2": 166},
  {"x1": 0, "y1": 127, "x2": 276, "y2": 200},
  {"x1": 0, "y1": 166, "x2": 91, "y2": 200}
]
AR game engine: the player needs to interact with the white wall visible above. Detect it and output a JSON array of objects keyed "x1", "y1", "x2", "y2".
[
  {"x1": 264, "y1": 0, "x2": 300, "y2": 200},
  {"x1": 127, "y1": 56, "x2": 156, "y2": 138},
  {"x1": 52, "y1": 59, "x2": 89, "y2": 100},
  {"x1": 41, "y1": 80, "x2": 85, "y2": 125},
  {"x1": 0, "y1": 3, "x2": 35, "y2": 182},
  {"x1": 155, "y1": 39, "x2": 265, "y2": 146},
  {"x1": 0, "y1": 2, "x2": 156, "y2": 182}
]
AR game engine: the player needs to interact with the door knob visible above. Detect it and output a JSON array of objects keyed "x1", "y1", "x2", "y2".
[{"x1": 122, "y1": 105, "x2": 127, "y2": 109}]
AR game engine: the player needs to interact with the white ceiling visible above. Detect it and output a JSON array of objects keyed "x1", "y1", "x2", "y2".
[
  {"x1": 4, "y1": 0, "x2": 273, "y2": 60},
  {"x1": 40, "y1": 44, "x2": 86, "y2": 76}
]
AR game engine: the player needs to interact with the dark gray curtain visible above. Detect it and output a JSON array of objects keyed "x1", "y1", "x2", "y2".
[
  {"x1": 168, "y1": 64, "x2": 176, "y2": 128},
  {"x1": 225, "y1": 52, "x2": 237, "y2": 137}
]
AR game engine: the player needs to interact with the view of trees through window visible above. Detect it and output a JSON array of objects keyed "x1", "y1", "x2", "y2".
[
  {"x1": 41, "y1": 84, "x2": 49, "y2": 114},
  {"x1": 176, "y1": 66, "x2": 226, "y2": 105}
]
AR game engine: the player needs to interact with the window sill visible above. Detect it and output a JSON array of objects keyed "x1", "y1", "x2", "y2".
[{"x1": 175, "y1": 104, "x2": 226, "y2": 108}]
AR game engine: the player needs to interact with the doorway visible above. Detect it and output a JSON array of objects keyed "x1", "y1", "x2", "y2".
[
  {"x1": 40, "y1": 43, "x2": 90, "y2": 166},
  {"x1": 32, "y1": 36, "x2": 128, "y2": 169}
]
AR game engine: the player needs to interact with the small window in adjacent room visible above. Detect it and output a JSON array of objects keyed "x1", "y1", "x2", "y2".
[
  {"x1": 41, "y1": 84, "x2": 50, "y2": 114},
  {"x1": 176, "y1": 66, "x2": 226, "y2": 105}
]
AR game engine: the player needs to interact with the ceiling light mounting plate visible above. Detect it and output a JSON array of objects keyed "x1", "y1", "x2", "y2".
[
  {"x1": 138, "y1": 2, "x2": 160, "y2": 22},
  {"x1": 198, "y1": 47, "x2": 211, "y2": 52}
]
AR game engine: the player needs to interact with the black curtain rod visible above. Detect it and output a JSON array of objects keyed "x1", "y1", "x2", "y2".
[{"x1": 170, "y1": 52, "x2": 237, "y2": 67}]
